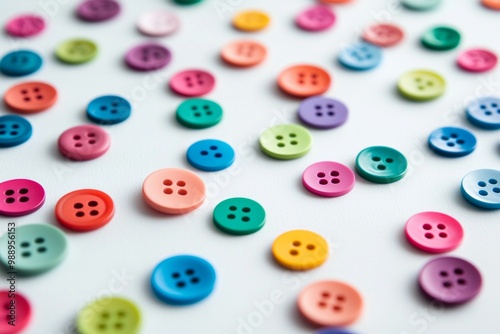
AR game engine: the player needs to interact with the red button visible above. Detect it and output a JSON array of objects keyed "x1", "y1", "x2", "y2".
[
  {"x1": 4, "y1": 82, "x2": 57, "y2": 114},
  {"x1": 278, "y1": 65, "x2": 331, "y2": 97},
  {"x1": 0, "y1": 290, "x2": 32, "y2": 333},
  {"x1": 362, "y1": 23, "x2": 404, "y2": 47}
]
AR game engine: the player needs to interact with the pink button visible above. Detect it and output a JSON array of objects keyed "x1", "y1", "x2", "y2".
[
  {"x1": 302, "y1": 161, "x2": 355, "y2": 197},
  {"x1": 137, "y1": 10, "x2": 180, "y2": 37},
  {"x1": 0, "y1": 290, "x2": 32, "y2": 333},
  {"x1": 457, "y1": 49, "x2": 498, "y2": 73},
  {"x1": 5, "y1": 14, "x2": 45, "y2": 38},
  {"x1": 58, "y1": 125, "x2": 110, "y2": 161},
  {"x1": 296, "y1": 6, "x2": 335, "y2": 32},
  {"x1": 405, "y1": 212, "x2": 464, "y2": 253},
  {"x1": 0, "y1": 179, "x2": 45, "y2": 217},
  {"x1": 169, "y1": 69, "x2": 216, "y2": 97}
]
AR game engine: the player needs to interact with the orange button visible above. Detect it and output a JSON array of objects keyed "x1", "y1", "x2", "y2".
[
  {"x1": 4, "y1": 81, "x2": 57, "y2": 113},
  {"x1": 278, "y1": 65, "x2": 331, "y2": 97},
  {"x1": 482, "y1": 0, "x2": 500, "y2": 9},
  {"x1": 221, "y1": 40, "x2": 267, "y2": 67}
]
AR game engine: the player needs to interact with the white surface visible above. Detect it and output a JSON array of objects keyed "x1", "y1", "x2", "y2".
[{"x1": 1, "y1": 0, "x2": 500, "y2": 333}]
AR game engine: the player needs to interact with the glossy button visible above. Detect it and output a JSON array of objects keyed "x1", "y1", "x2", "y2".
[
  {"x1": 137, "y1": 10, "x2": 180, "y2": 37},
  {"x1": 296, "y1": 6, "x2": 335, "y2": 32},
  {"x1": 170, "y1": 69, "x2": 215, "y2": 97},
  {"x1": 4, "y1": 81, "x2": 57, "y2": 113},
  {"x1": 401, "y1": 0, "x2": 442, "y2": 10},
  {"x1": 355, "y1": 146, "x2": 408, "y2": 183},
  {"x1": 0, "y1": 50, "x2": 42, "y2": 77},
  {"x1": 428, "y1": 127, "x2": 476, "y2": 157},
  {"x1": 397, "y1": 70, "x2": 446, "y2": 101},
  {"x1": 0, "y1": 115, "x2": 32, "y2": 148},
  {"x1": 298, "y1": 96, "x2": 348, "y2": 129},
  {"x1": 56, "y1": 39, "x2": 98, "y2": 64},
  {"x1": 187, "y1": 139, "x2": 235, "y2": 171},
  {"x1": 151, "y1": 255, "x2": 216, "y2": 305},
  {"x1": 0, "y1": 290, "x2": 31, "y2": 333},
  {"x1": 302, "y1": 161, "x2": 355, "y2": 197},
  {"x1": 213, "y1": 197, "x2": 266, "y2": 235},
  {"x1": 461, "y1": 169, "x2": 500, "y2": 209},
  {"x1": 174, "y1": 0, "x2": 203, "y2": 4},
  {"x1": 482, "y1": 0, "x2": 500, "y2": 9},
  {"x1": 466, "y1": 97, "x2": 500, "y2": 129},
  {"x1": 5, "y1": 15, "x2": 45, "y2": 38},
  {"x1": 421, "y1": 26, "x2": 460, "y2": 51},
  {"x1": 221, "y1": 40, "x2": 267, "y2": 67},
  {"x1": 278, "y1": 65, "x2": 331, "y2": 97},
  {"x1": 87, "y1": 95, "x2": 131, "y2": 125},
  {"x1": 176, "y1": 99, "x2": 223, "y2": 129},
  {"x1": 0, "y1": 179, "x2": 45, "y2": 217},
  {"x1": 363, "y1": 24, "x2": 404, "y2": 47},
  {"x1": 260, "y1": 124, "x2": 312, "y2": 160},
  {"x1": 77, "y1": 0, "x2": 121, "y2": 22},
  {"x1": 457, "y1": 49, "x2": 498, "y2": 73},
  {"x1": 298, "y1": 280, "x2": 363, "y2": 327},
  {"x1": 272, "y1": 230, "x2": 328, "y2": 270},
  {"x1": 125, "y1": 43, "x2": 172, "y2": 71},
  {"x1": 58, "y1": 125, "x2": 110, "y2": 161},
  {"x1": 419, "y1": 257, "x2": 482, "y2": 304},
  {"x1": 233, "y1": 10, "x2": 270, "y2": 32},
  {"x1": 338, "y1": 42, "x2": 382, "y2": 71}
]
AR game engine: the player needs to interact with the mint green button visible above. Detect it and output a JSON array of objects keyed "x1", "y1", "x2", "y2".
[
  {"x1": 401, "y1": 0, "x2": 442, "y2": 11},
  {"x1": 397, "y1": 70, "x2": 446, "y2": 101},
  {"x1": 56, "y1": 38, "x2": 98, "y2": 64},
  {"x1": 355, "y1": 146, "x2": 408, "y2": 183},
  {"x1": 422, "y1": 26, "x2": 461, "y2": 51},
  {"x1": 213, "y1": 197, "x2": 266, "y2": 235},
  {"x1": 259, "y1": 124, "x2": 312, "y2": 160},
  {"x1": 176, "y1": 99, "x2": 223, "y2": 129}
]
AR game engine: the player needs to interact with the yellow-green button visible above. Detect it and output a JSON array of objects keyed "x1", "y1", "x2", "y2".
[
  {"x1": 259, "y1": 124, "x2": 312, "y2": 160},
  {"x1": 56, "y1": 38, "x2": 98, "y2": 64},
  {"x1": 397, "y1": 69, "x2": 446, "y2": 101},
  {"x1": 355, "y1": 146, "x2": 408, "y2": 183}
]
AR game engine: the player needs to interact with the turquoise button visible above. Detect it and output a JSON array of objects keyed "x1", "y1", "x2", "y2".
[
  {"x1": 0, "y1": 50, "x2": 42, "y2": 77},
  {"x1": 355, "y1": 146, "x2": 408, "y2": 183},
  {"x1": 213, "y1": 197, "x2": 266, "y2": 235},
  {"x1": 176, "y1": 99, "x2": 223, "y2": 129}
]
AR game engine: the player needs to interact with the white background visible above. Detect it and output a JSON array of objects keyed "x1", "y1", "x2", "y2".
[{"x1": 1, "y1": 0, "x2": 500, "y2": 333}]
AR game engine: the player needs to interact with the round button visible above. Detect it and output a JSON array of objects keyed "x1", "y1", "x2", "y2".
[
  {"x1": 298, "y1": 280, "x2": 363, "y2": 327},
  {"x1": 174, "y1": 0, "x2": 203, "y2": 4},
  {"x1": 428, "y1": 127, "x2": 476, "y2": 158},
  {"x1": 397, "y1": 69, "x2": 446, "y2": 101},
  {"x1": 233, "y1": 10, "x2": 270, "y2": 32},
  {"x1": 169, "y1": 69, "x2": 215, "y2": 97},
  {"x1": 466, "y1": 97, "x2": 500, "y2": 129},
  {"x1": 56, "y1": 39, "x2": 98, "y2": 64},
  {"x1": 221, "y1": 40, "x2": 267, "y2": 67},
  {"x1": 87, "y1": 95, "x2": 131, "y2": 125},
  {"x1": 0, "y1": 223, "x2": 67, "y2": 275},
  {"x1": 5, "y1": 14, "x2": 45, "y2": 38},
  {"x1": 55, "y1": 189, "x2": 115, "y2": 231},
  {"x1": 401, "y1": 0, "x2": 442, "y2": 10},
  {"x1": 125, "y1": 43, "x2": 172, "y2": 71},
  {"x1": 142, "y1": 168, "x2": 206, "y2": 214},
  {"x1": 0, "y1": 290, "x2": 31, "y2": 334},
  {"x1": 76, "y1": 0, "x2": 121, "y2": 22},
  {"x1": 363, "y1": 23, "x2": 404, "y2": 47},
  {"x1": 421, "y1": 26, "x2": 461, "y2": 51},
  {"x1": 278, "y1": 65, "x2": 331, "y2": 97},
  {"x1": 176, "y1": 98, "x2": 223, "y2": 129},
  {"x1": 457, "y1": 49, "x2": 498, "y2": 73},
  {"x1": 213, "y1": 197, "x2": 266, "y2": 235},
  {"x1": 338, "y1": 42, "x2": 382, "y2": 71},
  {"x1": 482, "y1": 0, "x2": 500, "y2": 9},
  {"x1": 419, "y1": 257, "x2": 482, "y2": 304},
  {"x1": 302, "y1": 161, "x2": 355, "y2": 197},
  {"x1": 77, "y1": 297, "x2": 141, "y2": 334},
  {"x1": 151, "y1": 255, "x2": 216, "y2": 305},
  {"x1": 296, "y1": 5, "x2": 336, "y2": 32},
  {"x1": 0, "y1": 115, "x2": 32, "y2": 148},
  {"x1": 4, "y1": 81, "x2": 57, "y2": 114},
  {"x1": 405, "y1": 212, "x2": 464, "y2": 253},
  {"x1": 317, "y1": 329, "x2": 356, "y2": 334},
  {"x1": 186, "y1": 139, "x2": 235, "y2": 172},
  {"x1": 58, "y1": 125, "x2": 110, "y2": 161},
  {"x1": 0, "y1": 50, "x2": 42, "y2": 77},
  {"x1": 260, "y1": 124, "x2": 312, "y2": 160},
  {"x1": 320, "y1": 0, "x2": 353, "y2": 2},
  {"x1": 461, "y1": 169, "x2": 500, "y2": 209},
  {"x1": 0, "y1": 179, "x2": 45, "y2": 217},
  {"x1": 272, "y1": 230, "x2": 329, "y2": 270},
  {"x1": 137, "y1": 10, "x2": 180, "y2": 37},
  {"x1": 355, "y1": 146, "x2": 408, "y2": 183},
  {"x1": 298, "y1": 96, "x2": 348, "y2": 129}
]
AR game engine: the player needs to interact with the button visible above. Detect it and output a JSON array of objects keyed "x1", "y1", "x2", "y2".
[
  {"x1": 457, "y1": 48, "x2": 498, "y2": 73},
  {"x1": 428, "y1": 127, "x2": 476, "y2": 158},
  {"x1": 461, "y1": 169, "x2": 500, "y2": 209},
  {"x1": 278, "y1": 65, "x2": 331, "y2": 97},
  {"x1": 125, "y1": 43, "x2": 172, "y2": 71},
  {"x1": 55, "y1": 189, "x2": 115, "y2": 231},
  {"x1": 401, "y1": 0, "x2": 442, "y2": 10},
  {"x1": 421, "y1": 26, "x2": 461, "y2": 51},
  {"x1": 320, "y1": 0, "x2": 353, "y2": 3},
  {"x1": 174, "y1": 0, "x2": 203, "y2": 4},
  {"x1": 397, "y1": 69, "x2": 446, "y2": 101},
  {"x1": 338, "y1": 42, "x2": 382, "y2": 71},
  {"x1": 0, "y1": 179, "x2": 45, "y2": 217},
  {"x1": 5, "y1": 14, "x2": 45, "y2": 38},
  {"x1": 151, "y1": 255, "x2": 216, "y2": 305},
  {"x1": 169, "y1": 69, "x2": 216, "y2": 97},
  {"x1": 4, "y1": 81, "x2": 57, "y2": 114},
  {"x1": 87, "y1": 95, "x2": 131, "y2": 125},
  {"x1": 221, "y1": 40, "x2": 267, "y2": 67},
  {"x1": 419, "y1": 257, "x2": 482, "y2": 304},
  {"x1": 137, "y1": 10, "x2": 180, "y2": 37},
  {"x1": 259, "y1": 124, "x2": 312, "y2": 160},
  {"x1": 186, "y1": 139, "x2": 235, "y2": 172},
  {"x1": 466, "y1": 97, "x2": 500, "y2": 129},
  {"x1": 58, "y1": 125, "x2": 111, "y2": 161},
  {"x1": 55, "y1": 39, "x2": 98, "y2": 64},
  {"x1": 297, "y1": 280, "x2": 363, "y2": 327},
  {"x1": 296, "y1": 5, "x2": 336, "y2": 32},
  {"x1": 0, "y1": 115, "x2": 32, "y2": 148},
  {"x1": 76, "y1": 0, "x2": 121, "y2": 22},
  {"x1": 302, "y1": 161, "x2": 355, "y2": 197},
  {"x1": 272, "y1": 230, "x2": 328, "y2": 270},
  {"x1": 142, "y1": 168, "x2": 206, "y2": 214},
  {"x1": 317, "y1": 329, "x2": 356, "y2": 334},
  {"x1": 0, "y1": 223, "x2": 67, "y2": 275},
  {"x1": 176, "y1": 98, "x2": 223, "y2": 129},
  {"x1": 482, "y1": 0, "x2": 500, "y2": 10},
  {"x1": 0, "y1": 50, "x2": 42, "y2": 77},
  {"x1": 405, "y1": 212, "x2": 464, "y2": 253},
  {"x1": 355, "y1": 146, "x2": 408, "y2": 183},
  {"x1": 298, "y1": 96, "x2": 348, "y2": 129},
  {"x1": 76, "y1": 297, "x2": 141, "y2": 334},
  {"x1": 0, "y1": 290, "x2": 31, "y2": 333},
  {"x1": 363, "y1": 23, "x2": 404, "y2": 47},
  {"x1": 233, "y1": 10, "x2": 270, "y2": 32},
  {"x1": 213, "y1": 197, "x2": 266, "y2": 235}
]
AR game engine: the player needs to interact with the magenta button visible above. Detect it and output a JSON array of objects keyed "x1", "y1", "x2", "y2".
[
  {"x1": 77, "y1": 0, "x2": 121, "y2": 22},
  {"x1": 125, "y1": 43, "x2": 172, "y2": 71},
  {"x1": 169, "y1": 69, "x2": 216, "y2": 97},
  {"x1": 296, "y1": 6, "x2": 335, "y2": 32},
  {"x1": 58, "y1": 124, "x2": 110, "y2": 161},
  {"x1": 0, "y1": 179, "x2": 45, "y2": 217},
  {"x1": 5, "y1": 14, "x2": 45, "y2": 38},
  {"x1": 302, "y1": 161, "x2": 355, "y2": 197},
  {"x1": 457, "y1": 49, "x2": 498, "y2": 73}
]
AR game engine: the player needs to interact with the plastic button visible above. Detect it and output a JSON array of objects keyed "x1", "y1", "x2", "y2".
[
  {"x1": 213, "y1": 197, "x2": 266, "y2": 235},
  {"x1": 259, "y1": 124, "x2": 312, "y2": 160},
  {"x1": 461, "y1": 169, "x2": 500, "y2": 209},
  {"x1": 125, "y1": 43, "x2": 172, "y2": 71},
  {"x1": 176, "y1": 98, "x2": 223, "y2": 129},
  {"x1": 401, "y1": 0, "x2": 442, "y2": 10},
  {"x1": 186, "y1": 139, "x2": 235, "y2": 172},
  {"x1": 428, "y1": 127, "x2": 476, "y2": 157},
  {"x1": 0, "y1": 290, "x2": 31, "y2": 333},
  {"x1": 5, "y1": 14, "x2": 45, "y2": 38},
  {"x1": 397, "y1": 69, "x2": 446, "y2": 101},
  {"x1": 137, "y1": 10, "x2": 179, "y2": 37},
  {"x1": 272, "y1": 230, "x2": 329, "y2": 270},
  {"x1": 151, "y1": 255, "x2": 216, "y2": 305},
  {"x1": 233, "y1": 10, "x2": 270, "y2": 32},
  {"x1": 278, "y1": 65, "x2": 331, "y2": 97},
  {"x1": 363, "y1": 23, "x2": 404, "y2": 47},
  {"x1": 298, "y1": 96, "x2": 348, "y2": 129},
  {"x1": 87, "y1": 95, "x2": 131, "y2": 125},
  {"x1": 355, "y1": 146, "x2": 408, "y2": 183},
  {"x1": 302, "y1": 161, "x2": 355, "y2": 197},
  {"x1": 338, "y1": 42, "x2": 382, "y2": 71},
  {"x1": 56, "y1": 39, "x2": 98, "y2": 64},
  {"x1": 296, "y1": 6, "x2": 335, "y2": 32},
  {"x1": 0, "y1": 179, "x2": 45, "y2": 217},
  {"x1": 221, "y1": 40, "x2": 267, "y2": 67},
  {"x1": 0, "y1": 115, "x2": 32, "y2": 148},
  {"x1": 58, "y1": 125, "x2": 111, "y2": 161},
  {"x1": 4, "y1": 81, "x2": 57, "y2": 114},
  {"x1": 419, "y1": 257, "x2": 482, "y2": 304},
  {"x1": 0, "y1": 50, "x2": 42, "y2": 77},
  {"x1": 466, "y1": 97, "x2": 500, "y2": 129},
  {"x1": 421, "y1": 26, "x2": 461, "y2": 51},
  {"x1": 76, "y1": 0, "x2": 121, "y2": 22},
  {"x1": 317, "y1": 329, "x2": 356, "y2": 334},
  {"x1": 169, "y1": 69, "x2": 215, "y2": 97},
  {"x1": 457, "y1": 48, "x2": 498, "y2": 73},
  {"x1": 174, "y1": 0, "x2": 203, "y2": 5},
  {"x1": 482, "y1": 0, "x2": 500, "y2": 9}
]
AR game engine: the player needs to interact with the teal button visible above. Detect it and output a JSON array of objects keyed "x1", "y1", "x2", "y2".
[
  {"x1": 176, "y1": 99, "x2": 223, "y2": 129},
  {"x1": 355, "y1": 146, "x2": 408, "y2": 183},
  {"x1": 213, "y1": 197, "x2": 266, "y2": 235},
  {"x1": 421, "y1": 26, "x2": 461, "y2": 51},
  {"x1": 401, "y1": 0, "x2": 442, "y2": 11}
]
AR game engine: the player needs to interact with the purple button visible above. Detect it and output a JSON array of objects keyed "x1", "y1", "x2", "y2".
[
  {"x1": 125, "y1": 43, "x2": 172, "y2": 71},
  {"x1": 77, "y1": 0, "x2": 121, "y2": 22},
  {"x1": 419, "y1": 256, "x2": 482, "y2": 304},
  {"x1": 298, "y1": 96, "x2": 348, "y2": 129}
]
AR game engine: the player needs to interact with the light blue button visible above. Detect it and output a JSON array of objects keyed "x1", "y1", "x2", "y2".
[
  {"x1": 187, "y1": 139, "x2": 235, "y2": 171},
  {"x1": 86, "y1": 95, "x2": 131, "y2": 125},
  {"x1": 461, "y1": 169, "x2": 500, "y2": 209},
  {"x1": 338, "y1": 42, "x2": 382, "y2": 71},
  {"x1": 428, "y1": 127, "x2": 476, "y2": 157},
  {"x1": 466, "y1": 97, "x2": 500, "y2": 130},
  {"x1": 0, "y1": 115, "x2": 32, "y2": 148},
  {"x1": 0, "y1": 50, "x2": 42, "y2": 77}
]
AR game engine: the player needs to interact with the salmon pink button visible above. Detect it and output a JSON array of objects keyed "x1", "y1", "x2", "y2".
[
  {"x1": 363, "y1": 23, "x2": 404, "y2": 47},
  {"x1": 169, "y1": 69, "x2": 215, "y2": 97},
  {"x1": 5, "y1": 14, "x2": 45, "y2": 38},
  {"x1": 457, "y1": 49, "x2": 498, "y2": 73},
  {"x1": 296, "y1": 6, "x2": 336, "y2": 32},
  {"x1": 302, "y1": 162, "x2": 355, "y2": 197},
  {"x1": 278, "y1": 65, "x2": 331, "y2": 97},
  {"x1": 0, "y1": 290, "x2": 31, "y2": 333},
  {"x1": 0, "y1": 179, "x2": 45, "y2": 217},
  {"x1": 58, "y1": 125, "x2": 110, "y2": 161},
  {"x1": 221, "y1": 40, "x2": 267, "y2": 67},
  {"x1": 4, "y1": 81, "x2": 57, "y2": 114}
]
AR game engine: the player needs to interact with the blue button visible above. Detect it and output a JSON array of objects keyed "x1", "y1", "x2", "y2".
[
  {"x1": 187, "y1": 139, "x2": 235, "y2": 171},
  {"x1": 466, "y1": 97, "x2": 500, "y2": 130},
  {"x1": 0, "y1": 50, "x2": 42, "y2": 77},
  {"x1": 317, "y1": 329, "x2": 357, "y2": 334},
  {"x1": 338, "y1": 42, "x2": 382, "y2": 71},
  {"x1": 0, "y1": 115, "x2": 32, "y2": 148},
  {"x1": 151, "y1": 255, "x2": 216, "y2": 305},
  {"x1": 428, "y1": 127, "x2": 476, "y2": 157},
  {"x1": 461, "y1": 169, "x2": 500, "y2": 209},
  {"x1": 86, "y1": 95, "x2": 131, "y2": 125}
]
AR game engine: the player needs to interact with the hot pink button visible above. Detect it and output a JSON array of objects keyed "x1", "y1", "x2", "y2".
[
  {"x1": 457, "y1": 49, "x2": 498, "y2": 73},
  {"x1": 405, "y1": 212, "x2": 464, "y2": 253},
  {"x1": 0, "y1": 179, "x2": 45, "y2": 217},
  {"x1": 5, "y1": 14, "x2": 45, "y2": 38},
  {"x1": 302, "y1": 161, "x2": 355, "y2": 197},
  {"x1": 169, "y1": 69, "x2": 216, "y2": 97},
  {"x1": 296, "y1": 6, "x2": 335, "y2": 32},
  {"x1": 58, "y1": 125, "x2": 110, "y2": 161},
  {"x1": 0, "y1": 290, "x2": 32, "y2": 333}
]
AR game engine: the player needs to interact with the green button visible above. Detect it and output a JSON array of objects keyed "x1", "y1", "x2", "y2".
[
  {"x1": 421, "y1": 26, "x2": 461, "y2": 51},
  {"x1": 259, "y1": 124, "x2": 312, "y2": 160},
  {"x1": 56, "y1": 38, "x2": 98, "y2": 64},
  {"x1": 0, "y1": 223, "x2": 67, "y2": 275},
  {"x1": 176, "y1": 99, "x2": 223, "y2": 129},
  {"x1": 174, "y1": 0, "x2": 203, "y2": 5},
  {"x1": 401, "y1": 0, "x2": 442, "y2": 11},
  {"x1": 397, "y1": 69, "x2": 446, "y2": 101},
  {"x1": 213, "y1": 197, "x2": 266, "y2": 235},
  {"x1": 77, "y1": 297, "x2": 141, "y2": 334},
  {"x1": 355, "y1": 146, "x2": 408, "y2": 183}
]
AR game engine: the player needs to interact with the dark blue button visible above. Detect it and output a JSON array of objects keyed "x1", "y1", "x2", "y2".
[
  {"x1": 187, "y1": 139, "x2": 235, "y2": 171},
  {"x1": 86, "y1": 95, "x2": 131, "y2": 125},
  {"x1": 0, "y1": 115, "x2": 32, "y2": 148},
  {"x1": 151, "y1": 255, "x2": 216, "y2": 305},
  {"x1": 428, "y1": 127, "x2": 476, "y2": 157},
  {"x1": 317, "y1": 329, "x2": 357, "y2": 334},
  {"x1": 466, "y1": 97, "x2": 500, "y2": 130},
  {"x1": 0, "y1": 50, "x2": 42, "y2": 77},
  {"x1": 461, "y1": 169, "x2": 500, "y2": 209},
  {"x1": 338, "y1": 42, "x2": 382, "y2": 71}
]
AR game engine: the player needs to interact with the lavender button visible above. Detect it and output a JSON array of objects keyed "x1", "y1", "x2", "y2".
[
  {"x1": 77, "y1": 0, "x2": 121, "y2": 22},
  {"x1": 125, "y1": 43, "x2": 172, "y2": 71},
  {"x1": 298, "y1": 96, "x2": 348, "y2": 129}
]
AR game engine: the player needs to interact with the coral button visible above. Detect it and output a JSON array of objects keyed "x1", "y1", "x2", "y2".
[
  {"x1": 125, "y1": 43, "x2": 172, "y2": 71},
  {"x1": 482, "y1": 0, "x2": 500, "y2": 9},
  {"x1": 272, "y1": 230, "x2": 329, "y2": 270},
  {"x1": 363, "y1": 23, "x2": 404, "y2": 47},
  {"x1": 233, "y1": 10, "x2": 270, "y2": 32},
  {"x1": 221, "y1": 40, "x2": 267, "y2": 67},
  {"x1": 137, "y1": 10, "x2": 180, "y2": 37},
  {"x1": 302, "y1": 161, "x2": 355, "y2": 197},
  {"x1": 58, "y1": 125, "x2": 110, "y2": 161},
  {"x1": 76, "y1": 0, "x2": 121, "y2": 22},
  {"x1": 4, "y1": 81, "x2": 57, "y2": 113},
  {"x1": 296, "y1": 6, "x2": 336, "y2": 32},
  {"x1": 0, "y1": 290, "x2": 32, "y2": 333},
  {"x1": 278, "y1": 65, "x2": 331, "y2": 97},
  {"x1": 5, "y1": 14, "x2": 45, "y2": 38},
  {"x1": 457, "y1": 49, "x2": 498, "y2": 73},
  {"x1": 169, "y1": 69, "x2": 215, "y2": 97},
  {"x1": 0, "y1": 179, "x2": 45, "y2": 217}
]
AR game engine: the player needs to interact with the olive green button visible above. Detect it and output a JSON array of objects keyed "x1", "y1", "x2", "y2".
[
  {"x1": 56, "y1": 38, "x2": 98, "y2": 64},
  {"x1": 422, "y1": 26, "x2": 461, "y2": 51},
  {"x1": 77, "y1": 297, "x2": 141, "y2": 334},
  {"x1": 397, "y1": 69, "x2": 446, "y2": 101},
  {"x1": 176, "y1": 99, "x2": 223, "y2": 129},
  {"x1": 213, "y1": 197, "x2": 266, "y2": 235},
  {"x1": 355, "y1": 146, "x2": 408, "y2": 183},
  {"x1": 401, "y1": 0, "x2": 442, "y2": 11},
  {"x1": 259, "y1": 124, "x2": 312, "y2": 160}
]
